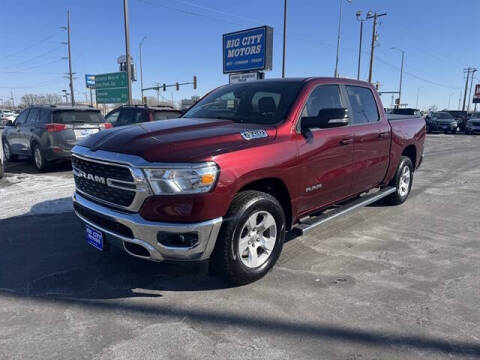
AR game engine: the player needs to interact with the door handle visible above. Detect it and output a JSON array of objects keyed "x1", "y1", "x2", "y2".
[
  {"x1": 340, "y1": 138, "x2": 354, "y2": 145},
  {"x1": 379, "y1": 131, "x2": 389, "y2": 138}
]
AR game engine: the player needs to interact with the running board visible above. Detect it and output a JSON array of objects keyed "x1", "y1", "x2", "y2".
[{"x1": 293, "y1": 187, "x2": 396, "y2": 235}]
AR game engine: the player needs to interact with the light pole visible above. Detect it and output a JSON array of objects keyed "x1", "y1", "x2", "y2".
[
  {"x1": 334, "y1": 0, "x2": 352, "y2": 78},
  {"x1": 139, "y1": 36, "x2": 147, "y2": 104},
  {"x1": 355, "y1": 11, "x2": 371, "y2": 80},
  {"x1": 123, "y1": 0, "x2": 132, "y2": 105},
  {"x1": 282, "y1": 0, "x2": 287, "y2": 78},
  {"x1": 416, "y1": 86, "x2": 423, "y2": 109},
  {"x1": 391, "y1": 47, "x2": 404, "y2": 108},
  {"x1": 467, "y1": 71, "x2": 477, "y2": 112},
  {"x1": 447, "y1": 92, "x2": 456, "y2": 109}
]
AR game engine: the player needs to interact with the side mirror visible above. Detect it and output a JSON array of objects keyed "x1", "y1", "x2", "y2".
[
  {"x1": 5, "y1": 120, "x2": 13, "y2": 127},
  {"x1": 301, "y1": 108, "x2": 349, "y2": 132}
]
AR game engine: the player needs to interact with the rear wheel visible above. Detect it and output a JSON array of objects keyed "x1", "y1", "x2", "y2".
[
  {"x1": 33, "y1": 143, "x2": 49, "y2": 172},
  {"x1": 385, "y1": 156, "x2": 413, "y2": 205},
  {"x1": 2, "y1": 140, "x2": 17, "y2": 162},
  {"x1": 210, "y1": 190, "x2": 285, "y2": 285}
]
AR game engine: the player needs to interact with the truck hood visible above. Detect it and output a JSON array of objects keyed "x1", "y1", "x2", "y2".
[{"x1": 78, "y1": 117, "x2": 277, "y2": 162}]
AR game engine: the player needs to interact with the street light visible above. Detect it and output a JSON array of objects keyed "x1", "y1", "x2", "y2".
[
  {"x1": 391, "y1": 47, "x2": 405, "y2": 108},
  {"x1": 139, "y1": 36, "x2": 147, "y2": 104},
  {"x1": 282, "y1": 0, "x2": 287, "y2": 78},
  {"x1": 416, "y1": 86, "x2": 423, "y2": 109},
  {"x1": 355, "y1": 11, "x2": 372, "y2": 80},
  {"x1": 334, "y1": 0, "x2": 352, "y2": 78},
  {"x1": 447, "y1": 91, "x2": 456, "y2": 109}
]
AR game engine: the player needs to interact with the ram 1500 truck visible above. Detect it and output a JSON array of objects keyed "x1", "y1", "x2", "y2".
[{"x1": 72, "y1": 78, "x2": 425, "y2": 284}]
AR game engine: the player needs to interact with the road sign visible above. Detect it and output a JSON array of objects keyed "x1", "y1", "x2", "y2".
[
  {"x1": 223, "y1": 26, "x2": 273, "y2": 74},
  {"x1": 85, "y1": 74, "x2": 95, "y2": 89},
  {"x1": 95, "y1": 72, "x2": 128, "y2": 104}
]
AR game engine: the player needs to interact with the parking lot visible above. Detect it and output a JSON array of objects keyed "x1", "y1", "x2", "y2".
[{"x1": 0, "y1": 134, "x2": 479, "y2": 359}]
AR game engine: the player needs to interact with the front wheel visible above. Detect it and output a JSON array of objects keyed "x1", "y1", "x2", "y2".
[
  {"x1": 385, "y1": 156, "x2": 413, "y2": 205},
  {"x1": 2, "y1": 140, "x2": 18, "y2": 162},
  {"x1": 210, "y1": 190, "x2": 285, "y2": 285}
]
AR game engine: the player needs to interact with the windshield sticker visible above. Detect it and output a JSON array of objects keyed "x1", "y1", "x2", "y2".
[{"x1": 241, "y1": 129, "x2": 268, "y2": 140}]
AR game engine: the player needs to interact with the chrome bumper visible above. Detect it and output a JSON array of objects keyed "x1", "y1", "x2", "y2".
[{"x1": 73, "y1": 192, "x2": 222, "y2": 262}]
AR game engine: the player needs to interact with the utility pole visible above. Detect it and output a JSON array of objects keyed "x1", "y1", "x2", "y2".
[
  {"x1": 139, "y1": 36, "x2": 147, "y2": 104},
  {"x1": 467, "y1": 70, "x2": 477, "y2": 112},
  {"x1": 10, "y1": 91, "x2": 15, "y2": 108},
  {"x1": 462, "y1": 68, "x2": 475, "y2": 111},
  {"x1": 282, "y1": 0, "x2": 287, "y2": 78},
  {"x1": 391, "y1": 47, "x2": 404, "y2": 108},
  {"x1": 367, "y1": 12, "x2": 387, "y2": 83},
  {"x1": 66, "y1": 10, "x2": 75, "y2": 106},
  {"x1": 416, "y1": 86, "x2": 423, "y2": 109},
  {"x1": 123, "y1": 0, "x2": 132, "y2": 104}
]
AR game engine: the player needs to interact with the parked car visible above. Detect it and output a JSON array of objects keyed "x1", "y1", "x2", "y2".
[
  {"x1": 391, "y1": 108, "x2": 422, "y2": 117},
  {"x1": 105, "y1": 104, "x2": 182, "y2": 127},
  {"x1": 445, "y1": 110, "x2": 468, "y2": 131},
  {"x1": 0, "y1": 109, "x2": 17, "y2": 127},
  {"x1": 465, "y1": 113, "x2": 480, "y2": 134},
  {"x1": 1, "y1": 105, "x2": 111, "y2": 171},
  {"x1": 71, "y1": 77, "x2": 425, "y2": 284},
  {"x1": 425, "y1": 111, "x2": 458, "y2": 133},
  {"x1": 0, "y1": 135, "x2": 3, "y2": 179}
]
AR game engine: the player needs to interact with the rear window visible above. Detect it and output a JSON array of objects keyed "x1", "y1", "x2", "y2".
[
  {"x1": 53, "y1": 110, "x2": 104, "y2": 124},
  {"x1": 153, "y1": 111, "x2": 181, "y2": 120}
]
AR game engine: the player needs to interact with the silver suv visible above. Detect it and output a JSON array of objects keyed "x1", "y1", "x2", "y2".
[{"x1": 1, "y1": 105, "x2": 109, "y2": 171}]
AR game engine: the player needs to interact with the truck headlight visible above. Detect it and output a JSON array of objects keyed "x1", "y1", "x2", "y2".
[{"x1": 143, "y1": 162, "x2": 219, "y2": 195}]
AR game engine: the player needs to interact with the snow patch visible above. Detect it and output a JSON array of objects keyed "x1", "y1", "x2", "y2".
[{"x1": 0, "y1": 173, "x2": 75, "y2": 219}]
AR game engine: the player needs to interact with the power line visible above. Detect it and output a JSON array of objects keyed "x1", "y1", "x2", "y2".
[
  {"x1": 0, "y1": 78, "x2": 63, "y2": 89},
  {"x1": 3, "y1": 45, "x2": 64, "y2": 69},
  {"x1": 3, "y1": 59, "x2": 64, "y2": 73},
  {"x1": 0, "y1": 32, "x2": 61, "y2": 59}
]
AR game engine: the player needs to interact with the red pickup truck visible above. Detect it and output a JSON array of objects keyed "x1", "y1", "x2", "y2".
[{"x1": 72, "y1": 77, "x2": 425, "y2": 284}]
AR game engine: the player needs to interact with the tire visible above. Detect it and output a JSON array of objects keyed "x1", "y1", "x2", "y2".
[
  {"x1": 385, "y1": 156, "x2": 413, "y2": 205},
  {"x1": 32, "y1": 143, "x2": 49, "y2": 172},
  {"x1": 465, "y1": 130, "x2": 470, "y2": 135},
  {"x1": 210, "y1": 190, "x2": 286, "y2": 285},
  {"x1": 2, "y1": 139, "x2": 18, "y2": 162},
  {"x1": 425, "y1": 125, "x2": 431, "y2": 133}
]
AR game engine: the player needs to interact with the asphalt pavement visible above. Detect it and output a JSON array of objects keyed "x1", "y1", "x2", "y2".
[{"x1": 1, "y1": 134, "x2": 480, "y2": 359}]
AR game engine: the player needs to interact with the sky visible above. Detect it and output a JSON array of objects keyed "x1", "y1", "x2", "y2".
[{"x1": 1, "y1": 0, "x2": 479, "y2": 110}]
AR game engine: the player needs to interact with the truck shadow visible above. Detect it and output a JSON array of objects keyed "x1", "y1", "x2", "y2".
[{"x1": 0, "y1": 201, "x2": 233, "y2": 300}]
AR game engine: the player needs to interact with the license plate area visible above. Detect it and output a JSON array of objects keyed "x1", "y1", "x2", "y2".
[
  {"x1": 74, "y1": 129, "x2": 99, "y2": 138},
  {"x1": 86, "y1": 225, "x2": 103, "y2": 251}
]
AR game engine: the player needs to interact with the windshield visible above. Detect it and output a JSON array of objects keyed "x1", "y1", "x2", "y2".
[
  {"x1": 53, "y1": 110, "x2": 105, "y2": 124},
  {"x1": 434, "y1": 112, "x2": 453, "y2": 119},
  {"x1": 183, "y1": 81, "x2": 304, "y2": 125}
]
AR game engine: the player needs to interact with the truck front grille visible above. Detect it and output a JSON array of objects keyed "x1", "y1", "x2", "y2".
[{"x1": 72, "y1": 155, "x2": 136, "y2": 207}]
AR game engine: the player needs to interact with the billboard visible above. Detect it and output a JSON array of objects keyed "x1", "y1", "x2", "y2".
[
  {"x1": 223, "y1": 26, "x2": 273, "y2": 74},
  {"x1": 474, "y1": 84, "x2": 480, "y2": 104},
  {"x1": 85, "y1": 74, "x2": 95, "y2": 89}
]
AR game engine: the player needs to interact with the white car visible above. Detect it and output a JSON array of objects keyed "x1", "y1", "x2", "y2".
[{"x1": 0, "y1": 109, "x2": 16, "y2": 126}]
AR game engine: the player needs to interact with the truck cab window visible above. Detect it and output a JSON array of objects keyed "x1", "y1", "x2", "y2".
[
  {"x1": 301, "y1": 85, "x2": 342, "y2": 119},
  {"x1": 346, "y1": 86, "x2": 380, "y2": 124}
]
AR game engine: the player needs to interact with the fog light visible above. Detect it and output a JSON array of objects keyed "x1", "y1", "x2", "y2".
[{"x1": 157, "y1": 232, "x2": 199, "y2": 248}]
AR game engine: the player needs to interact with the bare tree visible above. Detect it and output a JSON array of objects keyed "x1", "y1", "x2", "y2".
[{"x1": 20, "y1": 93, "x2": 63, "y2": 106}]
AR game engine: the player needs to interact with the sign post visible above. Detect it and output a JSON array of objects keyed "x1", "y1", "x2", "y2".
[
  {"x1": 95, "y1": 72, "x2": 128, "y2": 104},
  {"x1": 223, "y1": 26, "x2": 273, "y2": 80},
  {"x1": 85, "y1": 74, "x2": 95, "y2": 106}
]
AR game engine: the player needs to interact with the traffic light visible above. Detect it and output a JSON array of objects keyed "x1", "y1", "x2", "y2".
[
  {"x1": 162, "y1": 83, "x2": 166, "y2": 92},
  {"x1": 176, "y1": 82, "x2": 179, "y2": 91},
  {"x1": 193, "y1": 76, "x2": 197, "y2": 90}
]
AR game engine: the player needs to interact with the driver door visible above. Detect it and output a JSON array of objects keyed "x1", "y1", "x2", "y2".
[
  {"x1": 295, "y1": 84, "x2": 354, "y2": 215},
  {"x1": 8, "y1": 109, "x2": 29, "y2": 154}
]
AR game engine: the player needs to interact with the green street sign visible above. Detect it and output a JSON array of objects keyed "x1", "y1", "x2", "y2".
[
  {"x1": 95, "y1": 72, "x2": 128, "y2": 104},
  {"x1": 96, "y1": 88, "x2": 128, "y2": 104}
]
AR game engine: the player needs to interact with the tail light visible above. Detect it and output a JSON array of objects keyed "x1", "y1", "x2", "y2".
[
  {"x1": 45, "y1": 123, "x2": 68, "y2": 132},
  {"x1": 148, "y1": 112, "x2": 154, "y2": 122},
  {"x1": 102, "y1": 122, "x2": 113, "y2": 129}
]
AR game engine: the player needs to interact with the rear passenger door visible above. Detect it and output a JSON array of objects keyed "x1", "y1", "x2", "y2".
[
  {"x1": 23, "y1": 108, "x2": 40, "y2": 153},
  {"x1": 345, "y1": 85, "x2": 391, "y2": 194}
]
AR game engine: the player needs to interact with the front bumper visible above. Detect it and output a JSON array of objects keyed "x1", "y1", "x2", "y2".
[{"x1": 73, "y1": 192, "x2": 222, "y2": 262}]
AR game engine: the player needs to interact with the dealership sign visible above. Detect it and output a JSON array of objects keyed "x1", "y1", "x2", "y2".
[{"x1": 223, "y1": 26, "x2": 273, "y2": 74}]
